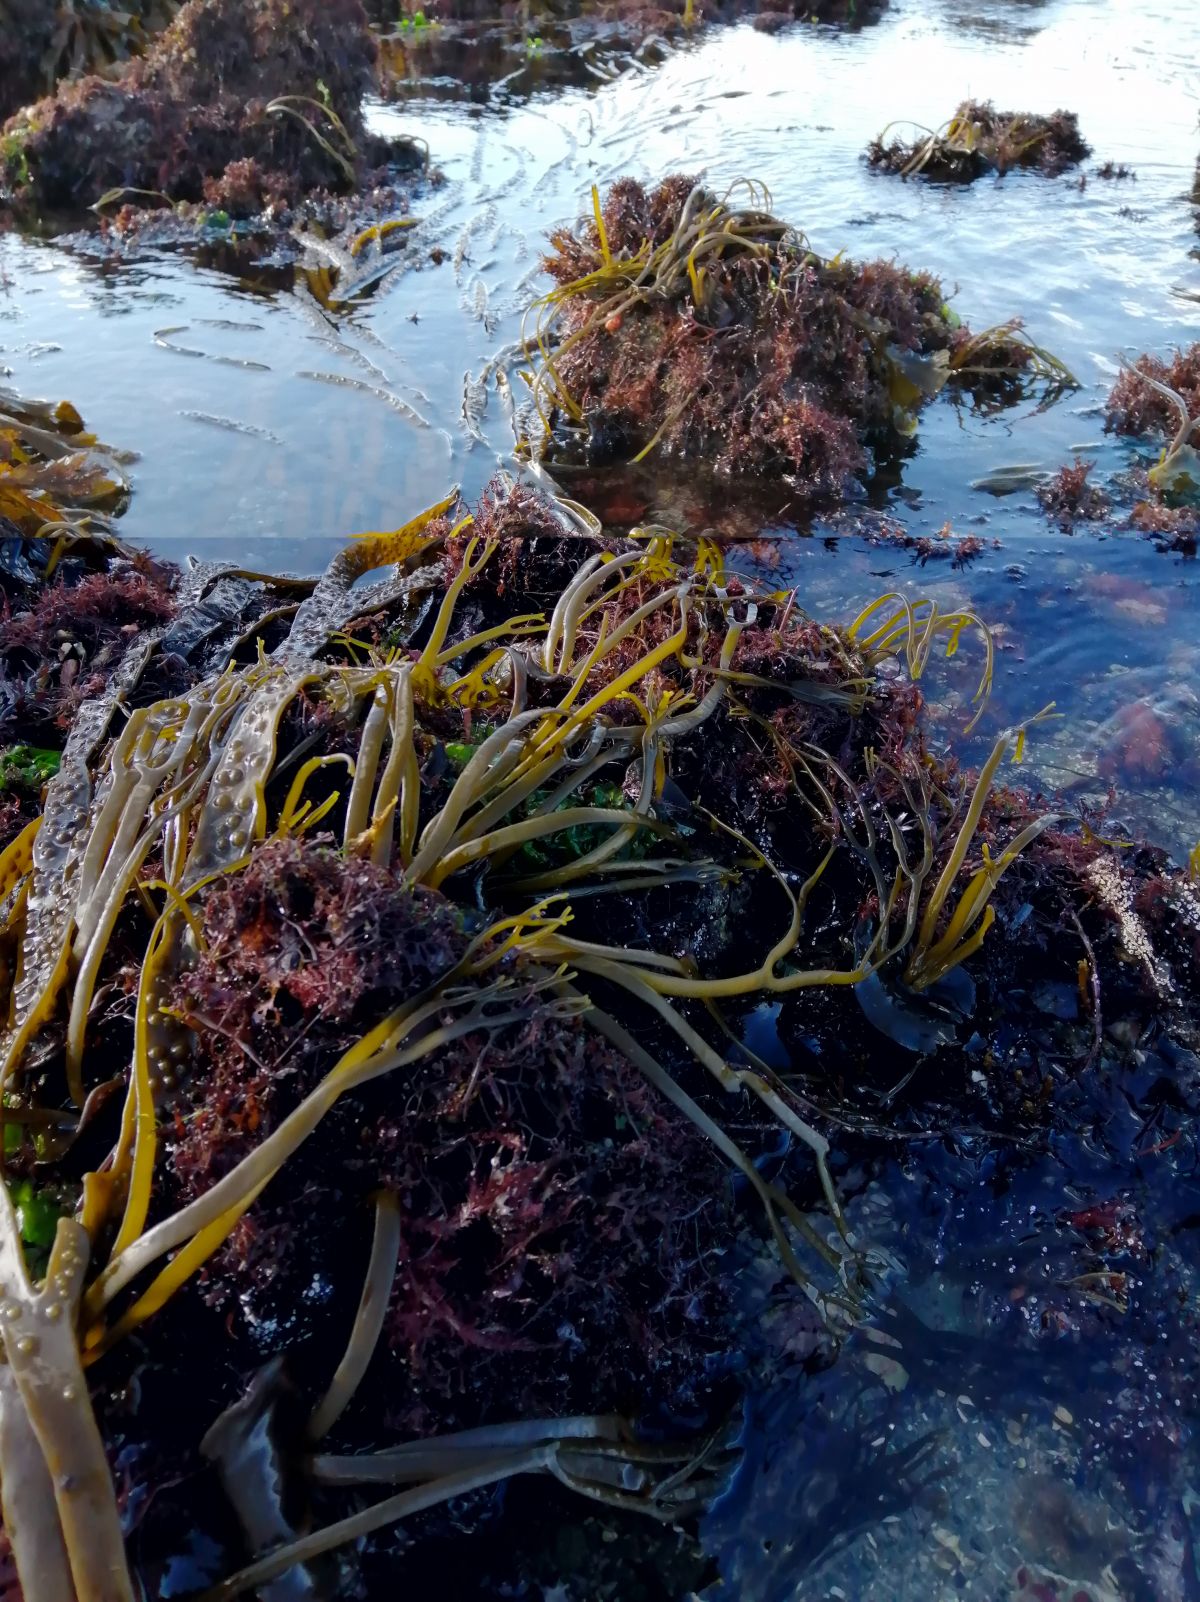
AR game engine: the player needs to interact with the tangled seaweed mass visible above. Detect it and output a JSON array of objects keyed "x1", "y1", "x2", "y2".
[
  {"x1": 522, "y1": 176, "x2": 1075, "y2": 502},
  {"x1": 866, "y1": 99, "x2": 1091, "y2": 182},
  {"x1": 0, "y1": 0, "x2": 181, "y2": 123},
  {"x1": 0, "y1": 0, "x2": 421, "y2": 218},
  {"x1": 18, "y1": 376, "x2": 1199, "y2": 1593}
]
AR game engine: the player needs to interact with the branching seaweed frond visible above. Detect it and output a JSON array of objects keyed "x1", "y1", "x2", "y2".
[
  {"x1": 948, "y1": 319, "x2": 1078, "y2": 392},
  {"x1": 0, "y1": 478, "x2": 1062, "y2": 1601},
  {"x1": 521, "y1": 178, "x2": 794, "y2": 441},
  {"x1": 848, "y1": 591, "x2": 994, "y2": 730},
  {"x1": 903, "y1": 705, "x2": 1060, "y2": 990}
]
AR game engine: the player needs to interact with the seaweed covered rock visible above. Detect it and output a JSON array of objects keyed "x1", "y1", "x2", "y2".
[
  {"x1": 1, "y1": 0, "x2": 407, "y2": 215},
  {"x1": 163, "y1": 837, "x2": 732, "y2": 1434},
  {"x1": 525, "y1": 175, "x2": 1069, "y2": 503},
  {"x1": 0, "y1": 385, "x2": 180, "y2": 851},
  {"x1": 0, "y1": 0, "x2": 61, "y2": 124},
  {"x1": 0, "y1": 0, "x2": 180, "y2": 123},
  {"x1": 866, "y1": 99, "x2": 1090, "y2": 181},
  {"x1": 1, "y1": 563, "x2": 179, "y2": 742},
  {"x1": 8, "y1": 463, "x2": 1195, "y2": 1598},
  {"x1": 371, "y1": 0, "x2": 886, "y2": 88}
]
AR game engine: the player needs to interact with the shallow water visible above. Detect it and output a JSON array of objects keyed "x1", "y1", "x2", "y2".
[
  {"x1": 2, "y1": 0, "x2": 1199, "y2": 853},
  {"x1": 2, "y1": 0, "x2": 1200, "y2": 1593}
]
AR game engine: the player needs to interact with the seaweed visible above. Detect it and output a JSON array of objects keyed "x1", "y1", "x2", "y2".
[
  {"x1": 1037, "y1": 458, "x2": 1111, "y2": 529},
  {"x1": 370, "y1": 0, "x2": 889, "y2": 96},
  {"x1": 1, "y1": 0, "x2": 422, "y2": 219},
  {"x1": 1129, "y1": 498, "x2": 1199, "y2": 553},
  {"x1": 1105, "y1": 345, "x2": 1200, "y2": 500},
  {"x1": 0, "y1": 0, "x2": 181, "y2": 124},
  {"x1": 1106, "y1": 346, "x2": 1200, "y2": 441},
  {"x1": 520, "y1": 176, "x2": 1072, "y2": 505},
  {"x1": 867, "y1": 100, "x2": 1091, "y2": 182},
  {"x1": 0, "y1": 463, "x2": 1073, "y2": 1596},
  {"x1": 0, "y1": 385, "x2": 179, "y2": 755}
]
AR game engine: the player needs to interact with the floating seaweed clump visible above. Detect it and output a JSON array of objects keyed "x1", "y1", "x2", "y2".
[
  {"x1": 1037, "y1": 457, "x2": 1111, "y2": 529},
  {"x1": 0, "y1": 441, "x2": 1096, "y2": 1596},
  {"x1": 522, "y1": 176, "x2": 1072, "y2": 505},
  {"x1": 866, "y1": 100, "x2": 1091, "y2": 182},
  {"x1": 1, "y1": 0, "x2": 423, "y2": 219}
]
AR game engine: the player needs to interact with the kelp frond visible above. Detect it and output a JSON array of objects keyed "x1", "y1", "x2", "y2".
[
  {"x1": 0, "y1": 479, "x2": 1060, "y2": 1599},
  {"x1": 521, "y1": 177, "x2": 792, "y2": 438},
  {"x1": 948, "y1": 319, "x2": 1078, "y2": 393},
  {"x1": 903, "y1": 707, "x2": 1060, "y2": 990},
  {"x1": 848, "y1": 591, "x2": 993, "y2": 730}
]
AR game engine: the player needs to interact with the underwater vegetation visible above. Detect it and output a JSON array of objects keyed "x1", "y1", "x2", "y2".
[
  {"x1": 0, "y1": 0, "x2": 423, "y2": 221},
  {"x1": 521, "y1": 175, "x2": 1074, "y2": 505},
  {"x1": 866, "y1": 100, "x2": 1091, "y2": 182},
  {"x1": 1026, "y1": 349, "x2": 1200, "y2": 553},
  {"x1": 1, "y1": 381, "x2": 1121, "y2": 1595}
]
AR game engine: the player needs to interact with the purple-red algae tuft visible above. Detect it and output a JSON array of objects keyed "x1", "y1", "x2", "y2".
[
  {"x1": 1, "y1": 0, "x2": 418, "y2": 218},
  {"x1": 866, "y1": 100, "x2": 1091, "y2": 182},
  {"x1": 1037, "y1": 458, "x2": 1111, "y2": 529}
]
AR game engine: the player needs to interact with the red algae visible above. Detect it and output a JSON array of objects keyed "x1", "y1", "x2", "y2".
[
  {"x1": 530, "y1": 175, "x2": 978, "y2": 502},
  {"x1": 1, "y1": 0, "x2": 415, "y2": 217},
  {"x1": 1105, "y1": 344, "x2": 1200, "y2": 441},
  {"x1": 166, "y1": 837, "x2": 732, "y2": 1432},
  {"x1": 1037, "y1": 458, "x2": 1111, "y2": 529},
  {"x1": 1, "y1": 564, "x2": 179, "y2": 741},
  {"x1": 1130, "y1": 499, "x2": 1199, "y2": 552},
  {"x1": 866, "y1": 99, "x2": 1091, "y2": 182}
]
